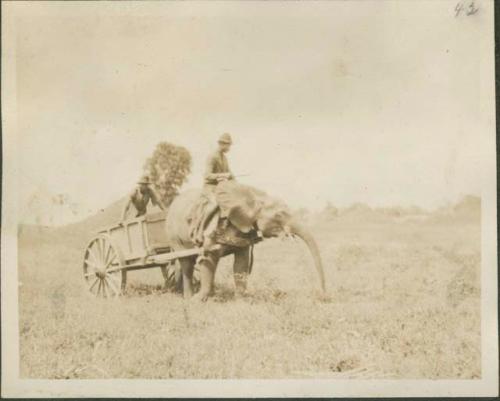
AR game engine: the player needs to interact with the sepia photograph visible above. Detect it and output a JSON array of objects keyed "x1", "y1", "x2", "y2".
[{"x1": 1, "y1": 0, "x2": 498, "y2": 398}]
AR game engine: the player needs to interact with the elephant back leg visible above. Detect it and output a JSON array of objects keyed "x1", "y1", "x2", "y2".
[
  {"x1": 174, "y1": 260, "x2": 183, "y2": 293},
  {"x1": 179, "y1": 256, "x2": 196, "y2": 299},
  {"x1": 195, "y1": 251, "x2": 220, "y2": 301}
]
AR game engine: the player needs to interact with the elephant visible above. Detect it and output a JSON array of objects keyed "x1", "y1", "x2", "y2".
[{"x1": 165, "y1": 184, "x2": 326, "y2": 301}]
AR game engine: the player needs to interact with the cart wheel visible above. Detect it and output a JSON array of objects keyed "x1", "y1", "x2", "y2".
[
  {"x1": 160, "y1": 261, "x2": 179, "y2": 289},
  {"x1": 161, "y1": 260, "x2": 200, "y2": 293},
  {"x1": 83, "y1": 234, "x2": 126, "y2": 298}
]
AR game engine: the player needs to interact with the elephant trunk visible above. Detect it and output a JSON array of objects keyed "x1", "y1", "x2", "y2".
[{"x1": 288, "y1": 220, "x2": 326, "y2": 293}]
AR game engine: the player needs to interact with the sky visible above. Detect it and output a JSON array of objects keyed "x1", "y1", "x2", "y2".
[{"x1": 10, "y1": 1, "x2": 492, "y2": 225}]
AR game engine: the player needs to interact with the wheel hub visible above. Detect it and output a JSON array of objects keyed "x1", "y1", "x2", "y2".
[{"x1": 96, "y1": 269, "x2": 106, "y2": 279}]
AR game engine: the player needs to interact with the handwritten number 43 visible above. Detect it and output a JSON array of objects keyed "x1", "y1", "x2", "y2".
[{"x1": 455, "y1": 1, "x2": 479, "y2": 17}]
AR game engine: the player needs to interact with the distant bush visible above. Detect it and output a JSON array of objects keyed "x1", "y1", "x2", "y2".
[
  {"x1": 428, "y1": 195, "x2": 481, "y2": 224},
  {"x1": 344, "y1": 203, "x2": 372, "y2": 213},
  {"x1": 293, "y1": 207, "x2": 310, "y2": 220},
  {"x1": 143, "y1": 142, "x2": 192, "y2": 207},
  {"x1": 453, "y1": 195, "x2": 480, "y2": 215},
  {"x1": 324, "y1": 202, "x2": 339, "y2": 218},
  {"x1": 379, "y1": 207, "x2": 403, "y2": 217}
]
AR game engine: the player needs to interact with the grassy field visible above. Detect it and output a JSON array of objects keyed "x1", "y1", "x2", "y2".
[{"x1": 18, "y1": 207, "x2": 480, "y2": 379}]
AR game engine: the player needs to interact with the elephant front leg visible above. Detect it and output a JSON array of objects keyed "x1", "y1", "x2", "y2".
[
  {"x1": 233, "y1": 246, "x2": 251, "y2": 296},
  {"x1": 195, "y1": 252, "x2": 219, "y2": 302}
]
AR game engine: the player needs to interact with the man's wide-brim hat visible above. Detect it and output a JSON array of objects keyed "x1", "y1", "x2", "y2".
[
  {"x1": 218, "y1": 133, "x2": 232, "y2": 145},
  {"x1": 137, "y1": 175, "x2": 151, "y2": 185}
]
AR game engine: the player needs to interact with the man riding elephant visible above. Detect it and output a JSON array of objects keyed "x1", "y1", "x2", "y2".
[
  {"x1": 169, "y1": 134, "x2": 325, "y2": 301},
  {"x1": 204, "y1": 132, "x2": 235, "y2": 188},
  {"x1": 189, "y1": 133, "x2": 237, "y2": 245},
  {"x1": 183, "y1": 133, "x2": 261, "y2": 298},
  {"x1": 202, "y1": 132, "x2": 235, "y2": 233}
]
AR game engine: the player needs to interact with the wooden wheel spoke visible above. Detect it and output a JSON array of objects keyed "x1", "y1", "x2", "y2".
[
  {"x1": 101, "y1": 238, "x2": 109, "y2": 262},
  {"x1": 85, "y1": 259, "x2": 100, "y2": 271},
  {"x1": 106, "y1": 274, "x2": 120, "y2": 296},
  {"x1": 104, "y1": 244, "x2": 112, "y2": 266},
  {"x1": 105, "y1": 253, "x2": 117, "y2": 270},
  {"x1": 98, "y1": 238, "x2": 105, "y2": 261},
  {"x1": 89, "y1": 277, "x2": 99, "y2": 292},
  {"x1": 96, "y1": 279, "x2": 102, "y2": 297},
  {"x1": 88, "y1": 246, "x2": 102, "y2": 267},
  {"x1": 102, "y1": 279, "x2": 109, "y2": 298},
  {"x1": 165, "y1": 269, "x2": 175, "y2": 285},
  {"x1": 106, "y1": 266, "x2": 122, "y2": 274},
  {"x1": 100, "y1": 279, "x2": 107, "y2": 298},
  {"x1": 100, "y1": 280, "x2": 106, "y2": 297}
]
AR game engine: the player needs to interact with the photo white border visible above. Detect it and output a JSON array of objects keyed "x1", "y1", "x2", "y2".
[{"x1": 2, "y1": 1, "x2": 498, "y2": 397}]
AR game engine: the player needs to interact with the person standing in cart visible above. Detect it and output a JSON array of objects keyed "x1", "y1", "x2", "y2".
[{"x1": 121, "y1": 175, "x2": 166, "y2": 221}]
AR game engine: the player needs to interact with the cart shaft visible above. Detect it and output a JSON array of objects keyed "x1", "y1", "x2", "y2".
[
  {"x1": 106, "y1": 244, "x2": 223, "y2": 273},
  {"x1": 150, "y1": 245, "x2": 222, "y2": 264}
]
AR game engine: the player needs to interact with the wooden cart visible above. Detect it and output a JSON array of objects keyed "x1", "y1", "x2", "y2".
[{"x1": 82, "y1": 211, "x2": 210, "y2": 298}]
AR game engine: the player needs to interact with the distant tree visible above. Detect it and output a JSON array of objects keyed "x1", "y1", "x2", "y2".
[
  {"x1": 143, "y1": 142, "x2": 192, "y2": 207},
  {"x1": 294, "y1": 207, "x2": 310, "y2": 220},
  {"x1": 324, "y1": 201, "x2": 338, "y2": 217},
  {"x1": 406, "y1": 205, "x2": 424, "y2": 215},
  {"x1": 346, "y1": 202, "x2": 371, "y2": 213},
  {"x1": 381, "y1": 206, "x2": 402, "y2": 217}
]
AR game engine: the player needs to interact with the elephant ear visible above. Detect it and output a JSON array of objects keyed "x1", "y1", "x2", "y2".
[
  {"x1": 257, "y1": 197, "x2": 292, "y2": 229},
  {"x1": 215, "y1": 181, "x2": 262, "y2": 233}
]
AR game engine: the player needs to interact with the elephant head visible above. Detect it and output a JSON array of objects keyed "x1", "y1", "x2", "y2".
[
  {"x1": 216, "y1": 182, "x2": 326, "y2": 293},
  {"x1": 253, "y1": 196, "x2": 326, "y2": 293}
]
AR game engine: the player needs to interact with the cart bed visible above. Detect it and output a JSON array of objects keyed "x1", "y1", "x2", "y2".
[{"x1": 98, "y1": 211, "x2": 170, "y2": 261}]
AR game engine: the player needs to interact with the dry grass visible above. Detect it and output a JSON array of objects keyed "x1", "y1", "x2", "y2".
[{"x1": 18, "y1": 216, "x2": 480, "y2": 379}]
